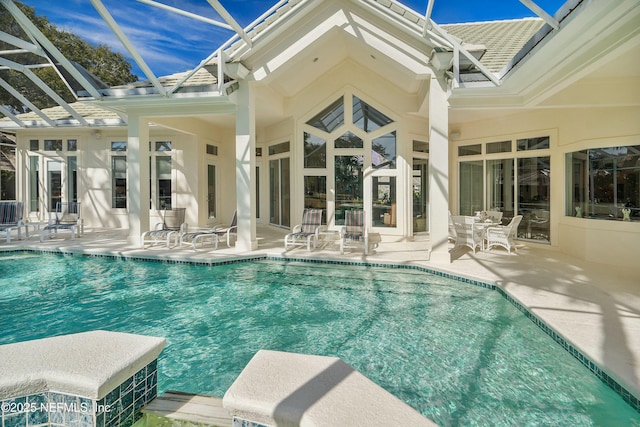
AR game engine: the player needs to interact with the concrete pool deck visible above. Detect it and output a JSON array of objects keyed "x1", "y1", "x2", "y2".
[{"x1": 2, "y1": 225, "x2": 639, "y2": 409}]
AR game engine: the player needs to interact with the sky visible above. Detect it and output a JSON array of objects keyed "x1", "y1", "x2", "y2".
[{"x1": 19, "y1": 0, "x2": 568, "y2": 78}]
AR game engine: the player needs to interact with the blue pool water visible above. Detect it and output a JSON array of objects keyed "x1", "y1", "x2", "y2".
[{"x1": 0, "y1": 252, "x2": 638, "y2": 427}]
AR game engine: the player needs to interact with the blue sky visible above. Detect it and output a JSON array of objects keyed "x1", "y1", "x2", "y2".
[{"x1": 21, "y1": 0, "x2": 567, "y2": 78}]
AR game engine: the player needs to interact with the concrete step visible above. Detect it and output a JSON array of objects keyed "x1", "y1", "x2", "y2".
[{"x1": 142, "y1": 390, "x2": 232, "y2": 427}]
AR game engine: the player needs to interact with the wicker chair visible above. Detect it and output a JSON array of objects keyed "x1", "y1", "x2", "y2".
[
  {"x1": 485, "y1": 215, "x2": 523, "y2": 253},
  {"x1": 451, "y1": 215, "x2": 483, "y2": 253}
]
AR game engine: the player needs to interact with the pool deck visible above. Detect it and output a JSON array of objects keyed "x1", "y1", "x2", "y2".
[{"x1": 2, "y1": 225, "x2": 639, "y2": 409}]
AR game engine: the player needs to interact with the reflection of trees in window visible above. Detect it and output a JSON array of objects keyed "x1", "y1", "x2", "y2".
[
  {"x1": 0, "y1": 141, "x2": 16, "y2": 200},
  {"x1": 372, "y1": 132, "x2": 396, "y2": 169},
  {"x1": 303, "y1": 132, "x2": 326, "y2": 168},
  {"x1": 353, "y1": 96, "x2": 393, "y2": 132},
  {"x1": 334, "y1": 131, "x2": 363, "y2": 148}
]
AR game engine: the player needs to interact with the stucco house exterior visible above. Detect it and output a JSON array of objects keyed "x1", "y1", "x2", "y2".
[{"x1": 0, "y1": 0, "x2": 638, "y2": 268}]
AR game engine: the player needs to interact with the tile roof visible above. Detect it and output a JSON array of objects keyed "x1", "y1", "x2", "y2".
[{"x1": 442, "y1": 19, "x2": 545, "y2": 73}]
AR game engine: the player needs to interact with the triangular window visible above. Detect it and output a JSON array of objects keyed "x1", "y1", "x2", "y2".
[
  {"x1": 353, "y1": 96, "x2": 392, "y2": 132},
  {"x1": 307, "y1": 97, "x2": 344, "y2": 133}
]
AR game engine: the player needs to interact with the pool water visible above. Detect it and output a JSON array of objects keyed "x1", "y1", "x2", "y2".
[{"x1": 0, "y1": 253, "x2": 637, "y2": 427}]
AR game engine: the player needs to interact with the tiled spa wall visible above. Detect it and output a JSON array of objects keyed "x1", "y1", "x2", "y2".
[{"x1": 0, "y1": 360, "x2": 158, "y2": 427}]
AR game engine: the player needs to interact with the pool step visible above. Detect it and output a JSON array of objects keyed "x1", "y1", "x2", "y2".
[{"x1": 142, "y1": 390, "x2": 232, "y2": 427}]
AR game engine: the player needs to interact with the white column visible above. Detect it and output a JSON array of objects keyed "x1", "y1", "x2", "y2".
[
  {"x1": 428, "y1": 76, "x2": 450, "y2": 262},
  {"x1": 235, "y1": 80, "x2": 258, "y2": 251},
  {"x1": 127, "y1": 113, "x2": 150, "y2": 245}
]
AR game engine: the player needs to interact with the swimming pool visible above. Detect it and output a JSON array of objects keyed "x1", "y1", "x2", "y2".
[{"x1": 0, "y1": 252, "x2": 637, "y2": 426}]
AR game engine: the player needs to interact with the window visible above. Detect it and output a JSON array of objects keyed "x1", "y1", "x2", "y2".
[
  {"x1": 304, "y1": 133, "x2": 326, "y2": 168},
  {"x1": 517, "y1": 137, "x2": 549, "y2": 151},
  {"x1": 67, "y1": 157, "x2": 77, "y2": 203},
  {"x1": 518, "y1": 157, "x2": 550, "y2": 241},
  {"x1": 156, "y1": 141, "x2": 172, "y2": 152},
  {"x1": 268, "y1": 141, "x2": 290, "y2": 156},
  {"x1": 29, "y1": 156, "x2": 39, "y2": 212},
  {"x1": 372, "y1": 132, "x2": 396, "y2": 169},
  {"x1": 566, "y1": 145, "x2": 640, "y2": 221},
  {"x1": 270, "y1": 158, "x2": 290, "y2": 227},
  {"x1": 303, "y1": 94, "x2": 397, "y2": 228},
  {"x1": 156, "y1": 156, "x2": 172, "y2": 209},
  {"x1": 459, "y1": 160, "x2": 484, "y2": 215},
  {"x1": 307, "y1": 97, "x2": 344, "y2": 133},
  {"x1": 334, "y1": 131, "x2": 363, "y2": 149},
  {"x1": 412, "y1": 158, "x2": 428, "y2": 233},
  {"x1": 44, "y1": 139, "x2": 63, "y2": 151},
  {"x1": 413, "y1": 140, "x2": 429, "y2": 153},
  {"x1": 112, "y1": 156, "x2": 127, "y2": 208},
  {"x1": 111, "y1": 141, "x2": 127, "y2": 152},
  {"x1": 335, "y1": 155, "x2": 364, "y2": 225},
  {"x1": 304, "y1": 176, "x2": 326, "y2": 224},
  {"x1": 353, "y1": 96, "x2": 392, "y2": 132},
  {"x1": 47, "y1": 160, "x2": 62, "y2": 210},
  {"x1": 0, "y1": 141, "x2": 16, "y2": 200},
  {"x1": 67, "y1": 139, "x2": 77, "y2": 151},
  {"x1": 372, "y1": 176, "x2": 396, "y2": 227},
  {"x1": 206, "y1": 144, "x2": 218, "y2": 155},
  {"x1": 486, "y1": 141, "x2": 511, "y2": 154},
  {"x1": 29, "y1": 140, "x2": 39, "y2": 151},
  {"x1": 458, "y1": 144, "x2": 482, "y2": 156}
]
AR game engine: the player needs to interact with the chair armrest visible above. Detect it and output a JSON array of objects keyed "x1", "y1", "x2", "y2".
[
  {"x1": 339, "y1": 226, "x2": 347, "y2": 237},
  {"x1": 292, "y1": 224, "x2": 302, "y2": 233}
]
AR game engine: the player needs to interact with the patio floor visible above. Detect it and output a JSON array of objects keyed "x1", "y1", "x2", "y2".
[{"x1": 2, "y1": 224, "x2": 639, "y2": 409}]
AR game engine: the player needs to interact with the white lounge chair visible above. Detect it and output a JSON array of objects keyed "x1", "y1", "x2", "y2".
[
  {"x1": 141, "y1": 208, "x2": 186, "y2": 248},
  {"x1": 0, "y1": 201, "x2": 26, "y2": 243},
  {"x1": 451, "y1": 215, "x2": 483, "y2": 253},
  {"x1": 210, "y1": 210, "x2": 237, "y2": 247},
  {"x1": 284, "y1": 208, "x2": 323, "y2": 251},
  {"x1": 339, "y1": 209, "x2": 369, "y2": 255},
  {"x1": 40, "y1": 202, "x2": 83, "y2": 242},
  {"x1": 485, "y1": 215, "x2": 523, "y2": 253}
]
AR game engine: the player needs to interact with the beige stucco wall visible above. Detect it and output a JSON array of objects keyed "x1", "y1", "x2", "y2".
[{"x1": 451, "y1": 106, "x2": 640, "y2": 270}]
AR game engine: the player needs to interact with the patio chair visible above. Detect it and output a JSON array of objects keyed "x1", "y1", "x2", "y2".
[
  {"x1": 284, "y1": 208, "x2": 323, "y2": 251},
  {"x1": 0, "y1": 201, "x2": 26, "y2": 243},
  {"x1": 210, "y1": 210, "x2": 237, "y2": 247},
  {"x1": 485, "y1": 215, "x2": 523, "y2": 254},
  {"x1": 141, "y1": 208, "x2": 186, "y2": 248},
  {"x1": 40, "y1": 202, "x2": 83, "y2": 242},
  {"x1": 339, "y1": 209, "x2": 369, "y2": 255},
  {"x1": 451, "y1": 215, "x2": 483, "y2": 253},
  {"x1": 179, "y1": 225, "x2": 220, "y2": 251}
]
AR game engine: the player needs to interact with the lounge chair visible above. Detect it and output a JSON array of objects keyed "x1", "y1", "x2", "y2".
[
  {"x1": 40, "y1": 202, "x2": 83, "y2": 242},
  {"x1": 485, "y1": 215, "x2": 523, "y2": 253},
  {"x1": 451, "y1": 215, "x2": 483, "y2": 253},
  {"x1": 211, "y1": 210, "x2": 237, "y2": 247},
  {"x1": 0, "y1": 201, "x2": 26, "y2": 243},
  {"x1": 179, "y1": 210, "x2": 237, "y2": 250},
  {"x1": 284, "y1": 208, "x2": 323, "y2": 251},
  {"x1": 339, "y1": 209, "x2": 369, "y2": 255},
  {"x1": 141, "y1": 208, "x2": 186, "y2": 248}
]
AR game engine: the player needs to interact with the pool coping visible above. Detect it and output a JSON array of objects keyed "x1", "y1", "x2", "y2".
[{"x1": 2, "y1": 247, "x2": 638, "y2": 414}]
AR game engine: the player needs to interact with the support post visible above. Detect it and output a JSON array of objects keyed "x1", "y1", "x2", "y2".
[
  {"x1": 127, "y1": 114, "x2": 150, "y2": 245},
  {"x1": 235, "y1": 80, "x2": 258, "y2": 251},
  {"x1": 427, "y1": 76, "x2": 450, "y2": 262}
]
